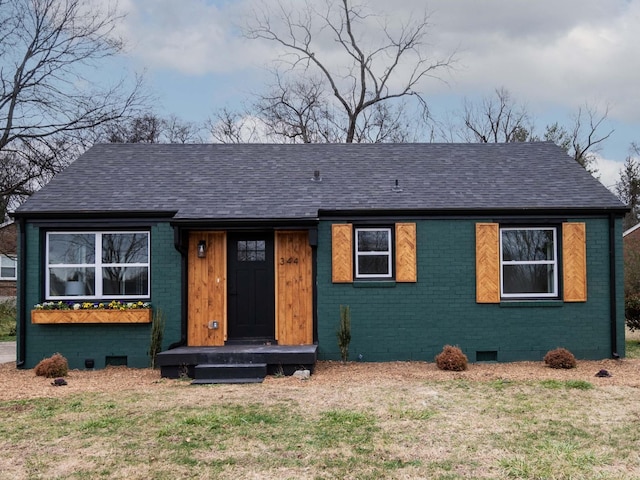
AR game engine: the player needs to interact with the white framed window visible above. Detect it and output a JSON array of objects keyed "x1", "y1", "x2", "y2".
[
  {"x1": 0, "y1": 254, "x2": 16, "y2": 280},
  {"x1": 500, "y1": 227, "x2": 558, "y2": 298},
  {"x1": 46, "y1": 231, "x2": 150, "y2": 300},
  {"x1": 355, "y1": 227, "x2": 393, "y2": 279}
]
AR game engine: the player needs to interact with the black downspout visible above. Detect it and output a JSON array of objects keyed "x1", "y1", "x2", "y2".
[
  {"x1": 16, "y1": 218, "x2": 27, "y2": 367},
  {"x1": 609, "y1": 213, "x2": 620, "y2": 359},
  {"x1": 169, "y1": 226, "x2": 187, "y2": 350},
  {"x1": 309, "y1": 228, "x2": 319, "y2": 344}
]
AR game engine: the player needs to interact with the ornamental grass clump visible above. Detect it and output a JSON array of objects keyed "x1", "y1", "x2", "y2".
[
  {"x1": 34, "y1": 353, "x2": 69, "y2": 378},
  {"x1": 544, "y1": 347, "x2": 577, "y2": 369},
  {"x1": 435, "y1": 345, "x2": 468, "y2": 371},
  {"x1": 336, "y1": 305, "x2": 351, "y2": 363}
]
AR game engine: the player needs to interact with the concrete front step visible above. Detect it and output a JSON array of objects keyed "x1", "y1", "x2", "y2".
[{"x1": 192, "y1": 363, "x2": 267, "y2": 385}]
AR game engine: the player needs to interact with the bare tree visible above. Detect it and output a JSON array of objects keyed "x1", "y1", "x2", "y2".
[
  {"x1": 538, "y1": 106, "x2": 613, "y2": 173},
  {"x1": 101, "y1": 113, "x2": 201, "y2": 144},
  {"x1": 225, "y1": 0, "x2": 454, "y2": 144},
  {"x1": 616, "y1": 143, "x2": 640, "y2": 230},
  {"x1": 0, "y1": 0, "x2": 145, "y2": 219},
  {"x1": 457, "y1": 88, "x2": 612, "y2": 173},
  {"x1": 164, "y1": 115, "x2": 202, "y2": 144},
  {"x1": 206, "y1": 107, "x2": 264, "y2": 144},
  {"x1": 104, "y1": 114, "x2": 165, "y2": 144},
  {"x1": 255, "y1": 72, "x2": 332, "y2": 143},
  {"x1": 561, "y1": 105, "x2": 613, "y2": 172},
  {"x1": 354, "y1": 100, "x2": 422, "y2": 143},
  {"x1": 460, "y1": 87, "x2": 534, "y2": 143}
]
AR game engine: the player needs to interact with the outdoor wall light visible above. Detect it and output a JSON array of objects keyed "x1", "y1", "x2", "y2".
[{"x1": 197, "y1": 240, "x2": 207, "y2": 258}]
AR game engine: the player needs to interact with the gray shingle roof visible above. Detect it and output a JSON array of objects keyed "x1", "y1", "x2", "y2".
[{"x1": 16, "y1": 142, "x2": 626, "y2": 220}]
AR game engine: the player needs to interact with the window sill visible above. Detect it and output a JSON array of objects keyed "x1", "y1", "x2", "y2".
[
  {"x1": 499, "y1": 300, "x2": 564, "y2": 308},
  {"x1": 353, "y1": 281, "x2": 396, "y2": 288}
]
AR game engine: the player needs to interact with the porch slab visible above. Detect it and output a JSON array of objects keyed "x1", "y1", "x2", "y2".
[{"x1": 156, "y1": 344, "x2": 317, "y2": 380}]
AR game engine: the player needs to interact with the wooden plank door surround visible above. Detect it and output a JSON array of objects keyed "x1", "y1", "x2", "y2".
[
  {"x1": 275, "y1": 231, "x2": 313, "y2": 345},
  {"x1": 187, "y1": 232, "x2": 227, "y2": 346},
  {"x1": 187, "y1": 230, "x2": 314, "y2": 347}
]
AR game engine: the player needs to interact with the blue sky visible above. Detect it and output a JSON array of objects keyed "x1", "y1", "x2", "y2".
[{"x1": 112, "y1": 0, "x2": 640, "y2": 190}]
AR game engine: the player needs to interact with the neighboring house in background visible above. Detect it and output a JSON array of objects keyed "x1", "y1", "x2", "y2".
[
  {"x1": 0, "y1": 221, "x2": 17, "y2": 298},
  {"x1": 13, "y1": 142, "x2": 628, "y2": 380},
  {"x1": 623, "y1": 223, "x2": 640, "y2": 296}
]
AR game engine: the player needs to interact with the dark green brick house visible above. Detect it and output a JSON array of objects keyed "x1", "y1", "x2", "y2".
[{"x1": 13, "y1": 142, "x2": 628, "y2": 379}]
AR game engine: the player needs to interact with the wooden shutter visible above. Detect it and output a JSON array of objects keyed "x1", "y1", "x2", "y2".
[
  {"x1": 395, "y1": 223, "x2": 417, "y2": 282},
  {"x1": 476, "y1": 223, "x2": 500, "y2": 303},
  {"x1": 562, "y1": 222, "x2": 587, "y2": 302},
  {"x1": 332, "y1": 224, "x2": 353, "y2": 283}
]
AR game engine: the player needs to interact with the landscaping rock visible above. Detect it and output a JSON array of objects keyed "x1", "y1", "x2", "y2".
[{"x1": 293, "y1": 369, "x2": 310, "y2": 380}]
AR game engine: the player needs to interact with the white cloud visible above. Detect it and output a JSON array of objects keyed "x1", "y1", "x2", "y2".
[
  {"x1": 114, "y1": 0, "x2": 640, "y2": 160},
  {"x1": 422, "y1": 0, "x2": 640, "y2": 124},
  {"x1": 593, "y1": 154, "x2": 623, "y2": 193},
  {"x1": 118, "y1": 0, "x2": 271, "y2": 75}
]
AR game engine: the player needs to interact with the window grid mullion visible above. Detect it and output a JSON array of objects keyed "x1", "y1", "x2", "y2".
[{"x1": 95, "y1": 234, "x2": 103, "y2": 297}]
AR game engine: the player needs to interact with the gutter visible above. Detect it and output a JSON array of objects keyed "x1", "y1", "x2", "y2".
[
  {"x1": 16, "y1": 217, "x2": 26, "y2": 367},
  {"x1": 318, "y1": 206, "x2": 629, "y2": 219},
  {"x1": 12, "y1": 210, "x2": 178, "y2": 221}
]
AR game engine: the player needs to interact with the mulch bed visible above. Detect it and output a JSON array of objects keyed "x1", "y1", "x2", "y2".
[{"x1": 1, "y1": 358, "x2": 639, "y2": 402}]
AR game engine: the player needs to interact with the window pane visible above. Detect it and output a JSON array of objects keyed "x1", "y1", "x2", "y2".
[
  {"x1": 102, "y1": 267, "x2": 149, "y2": 295},
  {"x1": 502, "y1": 229, "x2": 554, "y2": 261},
  {"x1": 102, "y1": 233, "x2": 148, "y2": 263},
  {"x1": 503, "y1": 264, "x2": 555, "y2": 294},
  {"x1": 0, "y1": 267, "x2": 16, "y2": 278},
  {"x1": 256, "y1": 241, "x2": 265, "y2": 261},
  {"x1": 49, "y1": 267, "x2": 96, "y2": 296},
  {"x1": 0, "y1": 255, "x2": 15, "y2": 278},
  {"x1": 358, "y1": 255, "x2": 390, "y2": 275},
  {"x1": 1, "y1": 256, "x2": 15, "y2": 267},
  {"x1": 49, "y1": 234, "x2": 95, "y2": 264},
  {"x1": 358, "y1": 230, "x2": 390, "y2": 252},
  {"x1": 237, "y1": 239, "x2": 266, "y2": 262}
]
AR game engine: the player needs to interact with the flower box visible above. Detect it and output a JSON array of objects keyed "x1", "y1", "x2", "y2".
[{"x1": 32, "y1": 309, "x2": 152, "y2": 324}]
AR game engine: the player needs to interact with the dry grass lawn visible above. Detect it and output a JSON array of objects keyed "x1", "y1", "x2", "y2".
[{"x1": 2, "y1": 353, "x2": 640, "y2": 479}]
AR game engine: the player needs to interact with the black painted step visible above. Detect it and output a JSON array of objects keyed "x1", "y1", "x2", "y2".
[{"x1": 191, "y1": 363, "x2": 267, "y2": 384}]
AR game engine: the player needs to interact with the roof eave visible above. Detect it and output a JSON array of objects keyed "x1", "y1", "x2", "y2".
[
  {"x1": 318, "y1": 206, "x2": 629, "y2": 218},
  {"x1": 12, "y1": 210, "x2": 178, "y2": 221},
  {"x1": 170, "y1": 217, "x2": 319, "y2": 229}
]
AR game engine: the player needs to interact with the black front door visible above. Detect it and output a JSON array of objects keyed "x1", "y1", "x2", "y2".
[{"x1": 227, "y1": 233, "x2": 275, "y2": 342}]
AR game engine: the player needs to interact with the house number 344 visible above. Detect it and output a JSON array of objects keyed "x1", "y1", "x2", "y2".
[{"x1": 279, "y1": 257, "x2": 299, "y2": 265}]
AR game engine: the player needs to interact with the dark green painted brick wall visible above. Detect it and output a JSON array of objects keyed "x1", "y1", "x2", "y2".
[
  {"x1": 20, "y1": 222, "x2": 182, "y2": 369},
  {"x1": 317, "y1": 218, "x2": 625, "y2": 363},
  {"x1": 19, "y1": 216, "x2": 624, "y2": 368}
]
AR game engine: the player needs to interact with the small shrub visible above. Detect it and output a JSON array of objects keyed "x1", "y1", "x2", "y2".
[
  {"x1": 435, "y1": 345, "x2": 468, "y2": 371},
  {"x1": 543, "y1": 347, "x2": 577, "y2": 369},
  {"x1": 625, "y1": 294, "x2": 640, "y2": 331},
  {"x1": 34, "y1": 353, "x2": 69, "y2": 378}
]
